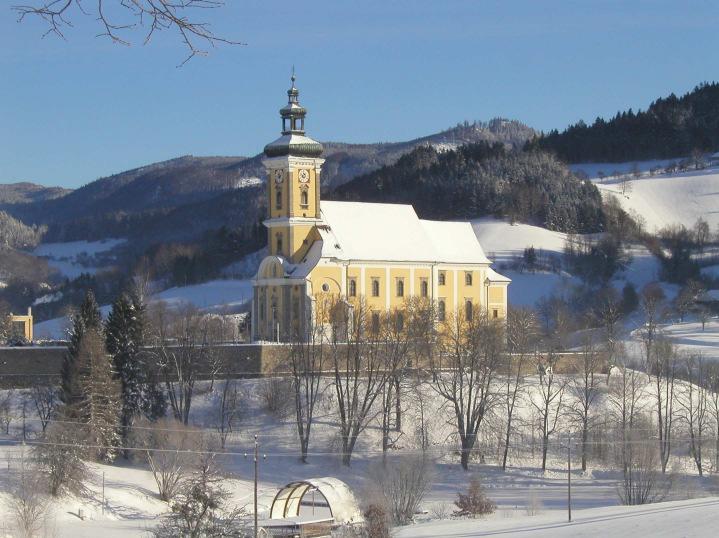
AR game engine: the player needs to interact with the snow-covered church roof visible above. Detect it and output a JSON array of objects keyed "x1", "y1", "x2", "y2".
[{"x1": 316, "y1": 201, "x2": 492, "y2": 265}]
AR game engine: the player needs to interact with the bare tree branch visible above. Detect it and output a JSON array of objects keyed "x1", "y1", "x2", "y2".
[{"x1": 13, "y1": 0, "x2": 244, "y2": 65}]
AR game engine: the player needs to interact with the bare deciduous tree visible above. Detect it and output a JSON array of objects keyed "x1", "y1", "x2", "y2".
[
  {"x1": 7, "y1": 447, "x2": 51, "y2": 538},
  {"x1": 377, "y1": 306, "x2": 415, "y2": 461},
  {"x1": 607, "y1": 350, "x2": 648, "y2": 482},
  {"x1": 616, "y1": 433, "x2": 669, "y2": 506},
  {"x1": 531, "y1": 351, "x2": 568, "y2": 472},
  {"x1": 132, "y1": 417, "x2": 200, "y2": 501},
  {"x1": 647, "y1": 339, "x2": 677, "y2": 474},
  {"x1": 30, "y1": 381, "x2": 57, "y2": 433},
  {"x1": 149, "y1": 303, "x2": 214, "y2": 425},
  {"x1": 430, "y1": 309, "x2": 505, "y2": 470},
  {"x1": 368, "y1": 456, "x2": 434, "y2": 526},
  {"x1": 569, "y1": 334, "x2": 604, "y2": 471},
  {"x1": 214, "y1": 378, "x2": 241, "y2": 450},
  {"x1": 13, "y1": 0, "x2": 242, "y2": 65},
  {"x1": 329, "y1": 299, "x2": 390, "y2": 466},
  {"x1": 288, "y1": 299, "x2": 327, "y2": 463},
  {"x1": 501, "y1": 307, "x2": 536, "y2": 470},
  {"x1": 677, "y1": 355, "x2": 709, "y2": 476},
  {"x1": 33, "y1": 421, "x2": 89, "y2": 497},
  {"x1": 707, "y1": 363, "x2": 719, "y2": 471},
  {"x1": 0, "y1": 388, "x2": 14, "y2": 434}
]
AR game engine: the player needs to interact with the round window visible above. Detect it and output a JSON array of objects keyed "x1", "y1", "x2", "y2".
[{"x1": 322, "y1": 283, "x2": 330, "y2": 292}]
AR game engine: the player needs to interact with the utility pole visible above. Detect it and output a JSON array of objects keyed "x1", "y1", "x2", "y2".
[
  {"x1": 22, "y1": 399, "x2": 27, "y2": 444},
  {"x1": 22, "y1": 400, "x2": 26, "y2": 442},
  {"x1": 567, "y1": 438, "x2": 572, "y2": 523},
  {"x1": 245, "y1": 434, "x2": 266, "y2": 538},
  {"x1": 254, "y1": 434, "x2": 258, "y2": 538}
]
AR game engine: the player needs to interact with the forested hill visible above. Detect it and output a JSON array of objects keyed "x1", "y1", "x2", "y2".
[
  {"x1": 332, "y1": 143, "x2": 605, "y2": 234},
  {"x1": 530, "y1": 82, "x2": 719, "y2": 163}
]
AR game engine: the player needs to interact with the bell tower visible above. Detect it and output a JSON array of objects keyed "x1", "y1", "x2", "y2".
[{"x1": 263, "y1": 72, "x2": 324, "y2": 264}]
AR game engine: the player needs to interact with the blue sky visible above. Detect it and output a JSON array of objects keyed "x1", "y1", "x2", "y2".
[{"x1": 1, "y1": 0, "x2": 718, "y2": 188}]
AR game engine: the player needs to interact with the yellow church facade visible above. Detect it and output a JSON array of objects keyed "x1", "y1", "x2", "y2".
[{"x1": 251, "y1": 77, "x2": 509, "y2": 342}]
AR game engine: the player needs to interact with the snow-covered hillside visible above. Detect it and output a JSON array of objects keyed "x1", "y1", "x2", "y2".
[
  {"x1": 33, "y1": 279, "x2": 252, "y2": 340},
  {"x1": 34, "y1": 239, "x2": 126, "y2": 279},
  {"x1": 589, "y1": 164, "x2": 719, "y2": 232},
  {"x1": 472, "y1": 218, "x2": 666, "y2": 307}
]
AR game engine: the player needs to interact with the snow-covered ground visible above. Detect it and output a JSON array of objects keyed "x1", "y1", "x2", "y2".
[
  {"x1": 396, "y1": 497, "x2": 719, "y2": 537},
  {"x1": 153, "y1": 279, "x2": 252, "y2": 311},
  {"x1": 34, "y1": 239, "x2": 126, "y2": 279},
  {"x1": 1, "y1": 370, "x2": 717, "y2": 537},
  {"x1": 627, "y1": 317, "x2": 719, "y2": 362},
  {"x1": 33, "y1": 280, "x2": 251, "y2": 340},
  {"x1": 593, "y1": 166, "x2": 719, "y2": 232},
  {"x1": 702, "y1": 264, "x2": 719, "y2": 279},
  {"x1": 471, "y1": 218, "x2": 668, "y2": 307}
]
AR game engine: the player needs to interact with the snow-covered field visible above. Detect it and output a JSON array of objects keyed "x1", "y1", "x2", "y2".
[
  {"x1": 34, "y1": 239, "x2": 126, "y2": 279},
  {"x1": 594, "y1": 166, "x2": 719, "y2": 232},
  {"x1": 632, "y1": 318, "x2": 719, "y2": 361},
  {"x1": 1, "y1": 369, "x2": 718, "y2": 537}
]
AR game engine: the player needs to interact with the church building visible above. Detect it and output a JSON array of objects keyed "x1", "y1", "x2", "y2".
[{"x1": 251, "y1": 76, "x2": 510, "y2": 342}]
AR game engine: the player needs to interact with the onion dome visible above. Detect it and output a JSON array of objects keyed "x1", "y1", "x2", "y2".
[{"x1": 264, "y1": 72, "x2": 324, "y2": 158}]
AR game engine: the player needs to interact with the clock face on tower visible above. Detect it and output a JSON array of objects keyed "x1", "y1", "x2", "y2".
[
  {"x1": 274, "y1": 169, "x2": 283, "y2": 184},
  {"x1": 298, "y1": 169, "x2": 310, "y2": 183}
]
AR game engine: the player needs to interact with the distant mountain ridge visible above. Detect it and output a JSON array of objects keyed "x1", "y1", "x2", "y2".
[
  {"x1": 1, "y1": 119, "x2": 535, "y2": 245},
  {"x1": 0, "y1": 182, "x2": 70, "y2": 207}
]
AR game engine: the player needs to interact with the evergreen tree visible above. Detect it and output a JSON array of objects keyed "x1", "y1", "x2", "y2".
[
  {"x1": 106, "y1": 291, "x2": 145, "y2": 448},
  {"x1": 76, "y1": 328, "x2": 121, "y2": 462},
  {"x1": 60, "y1": 290, "x2": 102, "y2": 414}
]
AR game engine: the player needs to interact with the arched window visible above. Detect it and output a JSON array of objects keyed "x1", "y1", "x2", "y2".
[
  {"x1": 465, "y1": 272, "x2": 473, "y2": 286},
  {"x1": 465, "y1": 300, "x2": 473, "y2": 321},
  {"x1": 300, "y1": 189, "x2": 309, "y2": 206},
  {"x1": 372, "y1": 279, "x2": 380, "y2": 297},
  {"x1": 396, "y1": 279, "x2": 404, "y2": 297},
  {"x1": 437, "y1": 299, "x2": 446, "y2": 321},
  {"x1": 348, "y1": 279, "x2": 357, "y2": 297},
  {"x1": 276, "y1": 234, "x2": 283, "y2": 254},
  {"x1": 275, "y1": 188, "x2": 282, "y2": 210},
  {"x1": 438, "y1": 271, "x2": 446, "y2": 286},
  {"x1": 260, "y1": 301, "x2": 266, "y2": 320},
  {"x1": 420, "y1": 279, "x2": 428, "y2": 298}
]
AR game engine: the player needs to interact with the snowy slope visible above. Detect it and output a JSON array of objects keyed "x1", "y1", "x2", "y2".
[
  {"x1": 472, "y1": 218, "x2": 569, "y2": 263},
  {"x1": 33, "y1": 280, "x2": 251, "y2": 340},
  {"x1": 594, "y1": 167, "x2": 719, "y2": 231},
  {"x1": 33, "y1": 239, "x2": 126, "y2": 278}
]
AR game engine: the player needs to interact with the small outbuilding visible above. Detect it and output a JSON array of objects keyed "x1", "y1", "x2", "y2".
[{"x1": 261, "y1": 477, "x2": 362, "y2": 537}]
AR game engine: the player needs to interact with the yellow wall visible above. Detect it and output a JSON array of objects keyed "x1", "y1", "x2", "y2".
[
  {"x1": 290, "y1": 167, "x2": 319, "y2": 218},
  {"x1": 8, "y1": 310, "x2": 33, "y2": 341},
  {"x1": 364, "y1": 267, "x2": 386, "y2": 310},
  {"x1": 268, "y1": 166, "x2": 320, "y2": 221},
  {"x1": 309, "y1": 265, "x2": 343, "y2": 296},
  {"x1": 389, "y1": 268, "x2": 410, "y2": 308}
]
